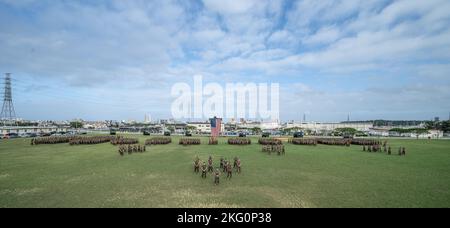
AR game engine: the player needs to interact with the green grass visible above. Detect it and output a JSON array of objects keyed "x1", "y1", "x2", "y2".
[{"x1": 0, "y1": 135, "x2": 449, "y2": 208}]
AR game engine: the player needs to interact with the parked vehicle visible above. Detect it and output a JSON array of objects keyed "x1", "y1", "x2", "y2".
[
  {"x1": 343, "y1": 134, "x2": 354, "y2": 139},
  {"x1": 27, "y1": 133, "x2": 38, "y2": 138},
  {"x1": 7, "y1": 133, "x2": 19, "y2": 139},
  {"x1": 224, "y1": 132, "x2": 238, "y2": 136},
  {"x1": 293, "y1": 131, "x2": 304, "y2": 138}
]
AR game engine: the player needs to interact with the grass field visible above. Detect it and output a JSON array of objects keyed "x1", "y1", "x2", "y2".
[{"x1": 0, "y1": 135, "x2": 449, "y2": 208}]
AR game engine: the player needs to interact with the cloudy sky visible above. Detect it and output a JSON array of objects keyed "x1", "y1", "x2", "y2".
[{"x1": 1, "y1": 0, "x2": 449, "y2": 122}]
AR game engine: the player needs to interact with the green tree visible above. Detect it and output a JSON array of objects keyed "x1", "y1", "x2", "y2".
[
  {"x1": 412, "y1": 128, "x2": 430, "y2": 139},
  {"x1": 251, "y1": 127, "x2": 262, "y2": 135},
  {"x1": 186, "y1": 125, "x2": 197, "y2": 134},
  {"x1": 440, "y1": 121, "x2": 450, "y2": 133},
  {"x1": 70, "y1": 121, "x2": 83, "y2": 129},
  {"x1": 333, "y1": 128, "x2": 357, "y2": 136},
  {"x1": 167, "y1": 126, "x2": 175, "y2": 133}
]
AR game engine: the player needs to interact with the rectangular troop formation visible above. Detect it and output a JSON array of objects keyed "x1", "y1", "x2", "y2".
[
  {"x1": 259, "y1": 138, "x2": 285, "y2": 155},
  {"x1": 69, "y1": 136, "x2": 116, "y2": 145},
  {"x1": 31, "y1": 135, "x2": 121, "y2": 146},
  {"x1": 362, "y1": 142, "x2": 406, "y2": 156},
  {"x1": 228, "y1": 138, "x2": 251, "y2": 145},
  {"x1": 145, "y1": 137, "x2": 172, "y2": 145},
  {"x1": 118, "y1": 144, "x2": 146, "y2": 156},
  {"x1": 179, "y1": 138, "x2": 201, "y2": 145},
  {"x1": 31, "y1": 136, "x2": 79, "y2": 145},
  {"x1": 110, "y1": 137, "x2": 139, "y2": 145},
  {"x1": 289, "y1": 138, "x2": 383, "y2": 146}
]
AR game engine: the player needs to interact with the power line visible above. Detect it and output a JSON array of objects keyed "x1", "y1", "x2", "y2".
[
  {"x1": 11, "y1": 77, "x2": 163, "y2": 105},
  {"x1": 10, "y1": 80, "x2": 148, "y2": 108}
]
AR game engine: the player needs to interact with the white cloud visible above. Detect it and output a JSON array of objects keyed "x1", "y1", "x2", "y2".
[
  {"x1": 2, "y1": 0, "x2": 450, "y2": 120},
  {"x1": 302, "y1": 26, "x2": 342, "y2": 45},
  {"x1": 202, "y1": 0, "x2": 257, "y2": 15}
]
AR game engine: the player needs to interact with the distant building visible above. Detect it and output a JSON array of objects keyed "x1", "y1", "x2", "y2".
[
  {"x1": 284, "y1": 121, "x2": 373, "y2": 133},
  {"x1": 144, "y1": 114, "x2": 152, "y2": 123},
  {"x1": 260, "y1": 120, "x2": 280, "y2": 130},
  {"x1": 1, "y1": 126, "x2": 69, "y2": 136},
  {"x1": 187, "y1": 121, "x2": 225, "y2": 134}
]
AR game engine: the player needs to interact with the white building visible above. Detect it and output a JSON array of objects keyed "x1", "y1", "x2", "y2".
[
  {"x1": 408, "y1": 130, "x2": 443, "y2": 138},
  {"x1": 187, "y1": 121, "x2": 225, "y2": 134},
  {"x1": 284, "y1": 122, "x2": 373, "y2": 132},
  {"x1": 260, "y1": 120, "x2": 280, "y2": 130},
  {"x1": 144, "y1": 114, "x2": 152, "y2": 123},
  {"x1": 368, "y1": 128, "x2": 390, "y2": 137},
  {"x1": 1, "y1": 126, "x2": 69, "y2": 136}
]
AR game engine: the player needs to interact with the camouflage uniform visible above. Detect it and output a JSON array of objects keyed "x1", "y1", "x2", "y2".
[
  {"x1": 226, "y1": 163, "x2": 233, "y2": 179},
  {"x1": 214, "y1": 169, "x2": 220, "y2": 185},
  {"x1": 220, "y1": 157, "x2": 224, "y2": 169},
  {"x1": 236, "y1": 159, "x2": 241, "y2": 174},
  {"x1": 194, "y1": 159, "x2": 200, "y2": 173},
  {"x1": 208, "y1": 158, "x2": 214, "y2": 172},
  {"x1": 201, "y1": 163, "x2": 207, "y2": 178}
]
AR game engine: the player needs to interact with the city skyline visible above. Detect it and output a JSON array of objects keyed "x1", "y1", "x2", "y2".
[{"x1": 1, "y1": 0, "x2": 450, "y2": 121}]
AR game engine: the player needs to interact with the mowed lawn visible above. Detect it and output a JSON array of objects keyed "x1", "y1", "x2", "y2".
[{"x1": 0, "y1": 135, "x2": 449, "y2": 208}]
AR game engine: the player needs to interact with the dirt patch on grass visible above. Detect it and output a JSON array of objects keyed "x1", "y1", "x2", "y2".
[
  {"x1": 0, "y1": 187, "x2": 44, "y2": 196},
  {"x1": 242, "y1": 186, "x2": 315, "y2": 208},
  {"x1": 65, "y1": 176, "x2": 86, "y2": 184},
  {"x1": 143, "y1": 174, "x2": 161, "y2": 179},
  {"x1": 188, "y1": 202, "x2": 242, "y2": 208},
  {"x1": 170, "y1": 189, "x2": 242, "y2": 208}
]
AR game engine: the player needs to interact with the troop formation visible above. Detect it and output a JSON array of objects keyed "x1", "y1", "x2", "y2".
[
  {"x1": 363, "y1": 144, "x2": 406, "y2": 156},
  {"x1": 193, "y1": 156, "x2": 242, "y2": 185},
  {"x1": 261, "y1": 144, "x2": 285, "y2": 155},
  {"x1": 179, "y1": 138, "x2": 201, "y2": 145},
  {"x1": 69, "y1": 136, "x2": 115, "y2": 145},
  {"x1": 31, "y1": 136, "x2": 76, "y2": 145},
  {"x1": 32, "y1": 135, "x2": 118, "y2": 146},
  {"x1": 363, "y1": 144, "x2": 385, "y2": 153},
  {"x1": 289, "y1": 138, "x2": 318, "y2": 145},
  {"x1": 145, "y1": 137, "x2": 172, "y2": 145},
  {"x1": 352, "y1": 139, "x2": 383, "y2": 146},
  {"x1": 258, "y1": 138, "x2": 286, "y2": 155},
  {"x1": 258, "y1": 138, "x2": 282, "y2": 145},
  {"x1": 118, "y1": 144, "x2": 146, "y2": 156},
  {"x1": 111, "y1": 137, "x2": 139, "y2": 145},
  {"x1": 289, "y1": 137, "x2": 383, "y2": 147},
  {"x1": 316, "y1": 138, "x2": 352, "y2": 146},
  {"x1": 228, "y1": 138, "x2": 251, "y2": 145}
]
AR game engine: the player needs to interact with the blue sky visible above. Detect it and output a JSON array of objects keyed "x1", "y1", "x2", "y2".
[{"x1": 1, "y1": 0, "x2": 449, "y2": 122}]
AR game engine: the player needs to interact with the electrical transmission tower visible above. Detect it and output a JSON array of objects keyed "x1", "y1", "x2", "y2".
[{"x1": 1, "y1": 73, "x2": 17, "y2": 126}]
